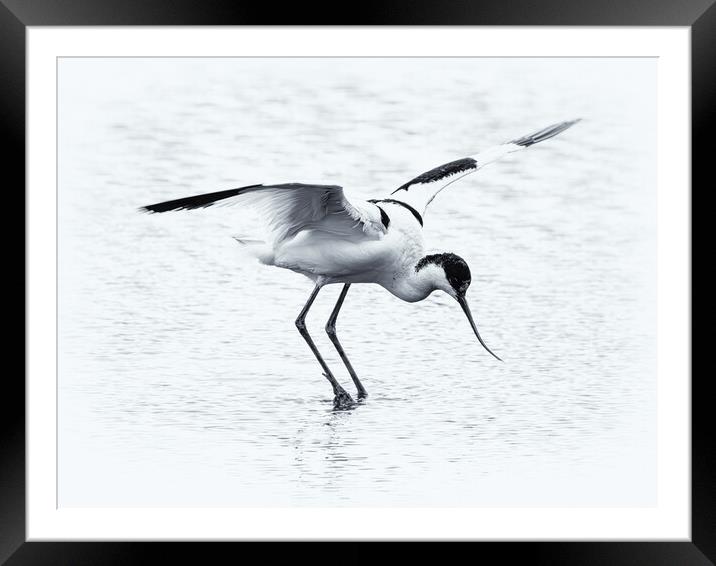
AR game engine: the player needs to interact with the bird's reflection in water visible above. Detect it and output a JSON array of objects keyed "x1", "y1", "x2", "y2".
[
  {"x1": 321, "y1": 406, "x2": 355, "y2": 497},
  {"x1": 288, "y1": 396, "x2": 361, "y2": 502}
]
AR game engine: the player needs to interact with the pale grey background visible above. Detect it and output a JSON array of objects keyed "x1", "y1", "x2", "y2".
[{"x1": 58, "y1": 57, "x2": 656, "y2": 506}]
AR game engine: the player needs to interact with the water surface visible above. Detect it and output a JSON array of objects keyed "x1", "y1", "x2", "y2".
[{"x1": 58, "y1": 58, "x2": 657, "y2": 507}]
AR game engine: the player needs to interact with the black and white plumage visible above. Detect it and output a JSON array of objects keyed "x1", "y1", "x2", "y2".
[
  {"x1": 394, "y1": 157, "x2": 479, "y2": 193},
  {"x1": 390, "y1": 118, "x2": 581, "y2": 215},
  {"x1": 141, "y1": 119, "x2": 580, "y2": 407}
]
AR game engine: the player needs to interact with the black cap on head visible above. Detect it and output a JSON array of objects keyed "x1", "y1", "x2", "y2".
[{"x1": 416, "y1": 252, "x2": 471, "y2": 295}]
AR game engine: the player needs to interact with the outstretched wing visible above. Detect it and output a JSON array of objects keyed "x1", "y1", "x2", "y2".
[
  {"x1": 392, "y1": 119, "x2": 580, "y2": 216},
  {"x1": 140, "y1": 183, "x2": 386, "y2": 243}
]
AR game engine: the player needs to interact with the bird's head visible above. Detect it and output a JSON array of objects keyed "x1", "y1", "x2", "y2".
[{"x1": 415, "y1": 252, "x2": 502, "y2": 361}]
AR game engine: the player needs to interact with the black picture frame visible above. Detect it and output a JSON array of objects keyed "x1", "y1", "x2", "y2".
[{"x1": 7, "y1": 1, "x2": 709, "y2": 563}]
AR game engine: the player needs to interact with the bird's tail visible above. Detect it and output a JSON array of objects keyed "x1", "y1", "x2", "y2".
[
  {"x1": 232, "y1": 236, "x2": 265, "y2": 245},
  {"x1": 232, "y1": 236, "x2": 274, "y2": 265}
]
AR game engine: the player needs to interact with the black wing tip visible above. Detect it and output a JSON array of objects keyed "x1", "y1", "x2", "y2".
[
  {"x1": 510, "y1": 118, "x2": 581, "y2": 147},
  {"x1": 139, "y1": 201, "x2": 216, "y2": 213},
  {"x1": 137, "y1": 202, "x2": 203, "y2": 214},
  {"x1": 137, "y1": 201, "x2": 207, "y2": 213},
  {"x1": 138, "y1": 203, "x2": 181, "y2": 214},
  {"x1": 138, "y1": 183, "x2": 264, "y2": 214}
]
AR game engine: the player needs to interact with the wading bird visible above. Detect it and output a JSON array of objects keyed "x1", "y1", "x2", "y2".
[{"x1": 141, "y1": 120, "x2": 579, "y2": 408}]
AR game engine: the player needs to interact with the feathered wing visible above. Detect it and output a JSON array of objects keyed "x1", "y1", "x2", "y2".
[
  {"x1": 140, "y1": 183, "x2": 386, "y2": 243},
  {"x1": 391, "y1": 119, "x2": 581, "y2": 216}
]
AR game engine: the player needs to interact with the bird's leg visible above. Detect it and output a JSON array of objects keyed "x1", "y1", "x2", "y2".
[
  {"x1": 295, "y1": 284, "x2": 354, "y2": 408},
  {"x1": 325, "y1": 284, "x2": 367, "y2": 398}
]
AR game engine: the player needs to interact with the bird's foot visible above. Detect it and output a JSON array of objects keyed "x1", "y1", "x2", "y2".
[
  {"x1": 333, "y1": 391, "x2": 354, "y2": 410},
  {"x1": 325, "y1": 375, "x2": 355, "y2": 410}
]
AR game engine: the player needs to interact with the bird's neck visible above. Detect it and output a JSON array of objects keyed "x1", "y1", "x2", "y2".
[{"x1": 390, "y1": 262, "x2": 441, "y2": 303}]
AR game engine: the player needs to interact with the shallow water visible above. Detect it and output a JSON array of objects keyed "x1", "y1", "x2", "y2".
[{"x1": 58, "y1": 58, "x2": 657, "y2": 506}]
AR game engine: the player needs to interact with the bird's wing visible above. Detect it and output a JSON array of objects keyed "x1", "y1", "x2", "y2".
[
  {"x1": 391, "y1": 119, "x2": 581, "y2": 216},
  {"x1": 140, "y1": 183, "x2": 386, "y2": 243}
]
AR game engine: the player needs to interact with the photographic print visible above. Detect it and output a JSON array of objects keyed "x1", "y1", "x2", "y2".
[{"x1": 57, "y1": 56, "x2": 657, "y2": 508}]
